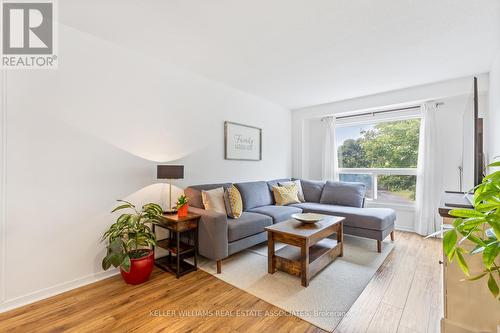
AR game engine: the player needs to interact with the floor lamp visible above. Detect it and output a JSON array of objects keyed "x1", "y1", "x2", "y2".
[{"x1": 157, "y1": 165, "x2": 184, "y2": 213}]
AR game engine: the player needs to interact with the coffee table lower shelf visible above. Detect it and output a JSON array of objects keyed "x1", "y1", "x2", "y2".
[{"x1": 275, "y1": 238, "x2": 341, "y2": 281}]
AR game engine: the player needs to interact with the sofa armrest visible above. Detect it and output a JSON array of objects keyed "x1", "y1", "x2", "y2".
[{"x1": 189, "y1": 206, "x2": 229, "y2": 261}]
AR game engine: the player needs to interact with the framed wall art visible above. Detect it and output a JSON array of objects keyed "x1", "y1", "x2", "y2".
[{"x1": 224, "y1": 121, "x2": 262, "y2": 161}]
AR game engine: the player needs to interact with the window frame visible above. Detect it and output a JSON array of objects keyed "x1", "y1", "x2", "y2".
[{"x1": 335, "y1": 113, "x2": 421, "y2": 207}]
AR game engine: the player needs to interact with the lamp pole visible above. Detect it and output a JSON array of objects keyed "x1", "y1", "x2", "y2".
[{"x1": 169, "y1": 178, "x2": 173, "y2": 212}]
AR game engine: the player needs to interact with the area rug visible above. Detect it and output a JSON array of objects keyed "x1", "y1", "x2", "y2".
[{"x1": 197, "y1": 235, "x2": 394, "y2": 332}]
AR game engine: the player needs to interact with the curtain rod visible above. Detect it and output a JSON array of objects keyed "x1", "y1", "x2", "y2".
[{"x1": 321, "y1": 102, "x2": 444, "y2": 121}]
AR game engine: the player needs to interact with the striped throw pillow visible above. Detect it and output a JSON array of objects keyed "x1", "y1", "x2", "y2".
[
  {"x1": 272, "y1": 184, "x2": 300, "y2": 206},
  {"x1": 224, "y1": 185, "x2": 243, "y2": 219}
]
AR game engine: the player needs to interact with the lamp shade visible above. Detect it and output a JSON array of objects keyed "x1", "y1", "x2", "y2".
[{"x1": 157, "y1": 165, "x2": 184, "y2": 179}]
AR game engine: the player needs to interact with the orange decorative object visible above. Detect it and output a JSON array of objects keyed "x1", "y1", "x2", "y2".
[{"x1": 177, "y1": 204, "x2": 188, "y2": 218}]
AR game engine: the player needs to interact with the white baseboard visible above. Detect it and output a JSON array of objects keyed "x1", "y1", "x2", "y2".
[
  {"x1": 0, "y1": 269, "x2": 119, "y2": 313},
  {"x1": 394, "y1": 225, "x2": 415, "y2": 233}
]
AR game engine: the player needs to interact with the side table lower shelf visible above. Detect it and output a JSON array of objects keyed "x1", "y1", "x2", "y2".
[
  {"x1": 154, "y1": 255, "x2": 197, "y2": 277},
  {"x1": 157, "y1": 238, "x2": 196, "y2": 256}
]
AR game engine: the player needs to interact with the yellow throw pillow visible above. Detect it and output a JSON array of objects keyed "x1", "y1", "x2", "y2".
[
  {"x1": 224, "y1": 185, "x2": 243, "y2": 219},
  {"x1": 272, "y1": 184, "x2": 300, "y2": 206}
]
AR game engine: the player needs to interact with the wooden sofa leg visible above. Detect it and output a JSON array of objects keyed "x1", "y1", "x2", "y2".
[
  {"x1": 377, "y1": 240, "x2": 382, "y2": 253},
  {"x1": 216, "y1": 260, "x2": 222, "y2": 274},
  {"x1": 390, "y1": 231, "x2": 395, "y2": 241}
]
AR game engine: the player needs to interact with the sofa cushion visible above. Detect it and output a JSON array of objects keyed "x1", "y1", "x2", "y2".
[
  {"x1": 228, "y1": 212, "x2": 273, "y2": 242},
  {"x1": 320, "y1": 181, "x2": 366, "y2": 208},
  {"x1": 291, "y1": 202, "x2": 395, "y2": 231},
  {"x1": 235, "y1": 181, "x2": 273, "y2": 210},
  {"x1": 248, "y1": 205, "x2": 303, "y2": 223},
  {"x1": 185, "y1": 183, "x2": 232, "y2": 209},
  {"x1": 300, "y1": 180, "x2": 325, "y2": 203}
]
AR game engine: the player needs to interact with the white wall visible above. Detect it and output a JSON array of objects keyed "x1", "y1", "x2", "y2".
[
  {"x1": 487, "y1": 52, "x2": 500, "y2": 165},
  {"x1": 0, "y1": 22, "x2": 291, "y2": 311},
  {"x1": 292, "y1": 76, "x2": 489, "y2": 231}
]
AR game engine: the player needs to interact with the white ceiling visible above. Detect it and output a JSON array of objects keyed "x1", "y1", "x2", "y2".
[{"x1": 62, "y1": 0, "x2": 500, "y2": 109}]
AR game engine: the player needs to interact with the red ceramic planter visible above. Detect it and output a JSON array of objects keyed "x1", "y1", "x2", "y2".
[
  {"x1": 177, "y1": 204, "x2": 188, "y2": 218},
  {"x1": 120, "y1": 250, "x2": 154, "y2": 285}
]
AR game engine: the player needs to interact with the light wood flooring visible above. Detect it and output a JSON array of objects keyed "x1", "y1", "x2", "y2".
[{"x1": 0, "y1": 231, "x2": 442, "y2": 333}]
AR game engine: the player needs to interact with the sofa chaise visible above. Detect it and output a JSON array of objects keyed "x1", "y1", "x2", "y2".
[{"x1": 185, "y1": 178, "x2": 396, "y2": 273}]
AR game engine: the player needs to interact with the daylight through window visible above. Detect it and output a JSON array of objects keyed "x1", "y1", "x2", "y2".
[{"x1": 336, "y1": 118, "x2": 421, "y2": 205}]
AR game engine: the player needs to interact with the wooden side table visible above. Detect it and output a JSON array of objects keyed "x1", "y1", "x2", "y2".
[{"x1": 153, "y1": 213, "x2": 200, "y2": 278}]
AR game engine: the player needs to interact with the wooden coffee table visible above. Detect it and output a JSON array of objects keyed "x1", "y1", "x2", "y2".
[{"x1": 265, "y1": 215, "x2": 344, "y2": 287}]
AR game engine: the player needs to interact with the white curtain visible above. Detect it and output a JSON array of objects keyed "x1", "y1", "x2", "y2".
[
  {"x1": 321, "y1": 117, "x2": 339, "y2": 181},
  {"x1": 414, "y1": 103, "x2": 442, "y2": 235}
]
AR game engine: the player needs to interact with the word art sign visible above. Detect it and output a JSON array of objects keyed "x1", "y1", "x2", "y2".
[{"x1": 224, "y1": 121, "x2": 262, "y2": 161}]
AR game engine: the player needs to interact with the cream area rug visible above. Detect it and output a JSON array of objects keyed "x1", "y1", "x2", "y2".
[{"x1": 197, "y1": 235, "x2": 394, "y2": 332}]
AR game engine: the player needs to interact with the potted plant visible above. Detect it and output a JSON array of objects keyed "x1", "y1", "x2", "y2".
[
  {"x1": 176, "y1": 194, "x2": 189, "y2": 218},
  {"x1": 442, "y1": 161, "x2": 500, "y2": 299},
  {"x1": 102, "y1": 200, "x2": 163, "y2": 285}
]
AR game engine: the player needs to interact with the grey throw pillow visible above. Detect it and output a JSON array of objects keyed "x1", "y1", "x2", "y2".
[{"x1": 320, "y1": 181, "x2": 366, "y2": 207}]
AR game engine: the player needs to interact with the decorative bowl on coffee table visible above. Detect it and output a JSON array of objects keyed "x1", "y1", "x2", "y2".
[{"x1": 291, "y1": 213, "x2": 324, "y2": 224}]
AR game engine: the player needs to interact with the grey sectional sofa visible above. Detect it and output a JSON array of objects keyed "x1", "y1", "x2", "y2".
[{"x1": 185, "y1": 178, "x2": 396, "y2": 273}]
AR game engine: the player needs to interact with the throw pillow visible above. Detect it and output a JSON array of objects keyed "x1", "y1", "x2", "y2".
[
  {"x1": 272, "y1": 184, "x2": 300, "y2": 206},
  {"x1": 224, "y1": 185, "x2": 243, "y2": 219},
  {"x1": 201, "y1": 187, "x2": 227, "y2": 214},
  {"x1": 319, "y1": 181, "x2": 366, "y2": 207},
  {"x1": 279, "y1": 180, "x2": 305, "y2": 202}
]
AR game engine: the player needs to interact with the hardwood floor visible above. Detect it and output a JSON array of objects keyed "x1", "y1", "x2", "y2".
[
  {"x1": 335, "y1": 231, "x2": 442, "y2": 333},
  {"x1": 0, "y1": 231, "x2": 442, "y2": 333}
]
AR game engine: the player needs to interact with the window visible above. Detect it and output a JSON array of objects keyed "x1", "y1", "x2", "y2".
[{"x1": 336, "y1": 118, "x2": 420, "y2": 205}]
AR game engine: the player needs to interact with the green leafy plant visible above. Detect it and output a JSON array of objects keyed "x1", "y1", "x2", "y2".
[
  {"x1": 102, "y1": 200, "x2": 163, "y2": 272},
  {"x1": 443, "y1": 161, "x2": 500, "y2": 299},
  {"x1": 176, "y1": 194, "x2": 188, "y2": 209}
]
